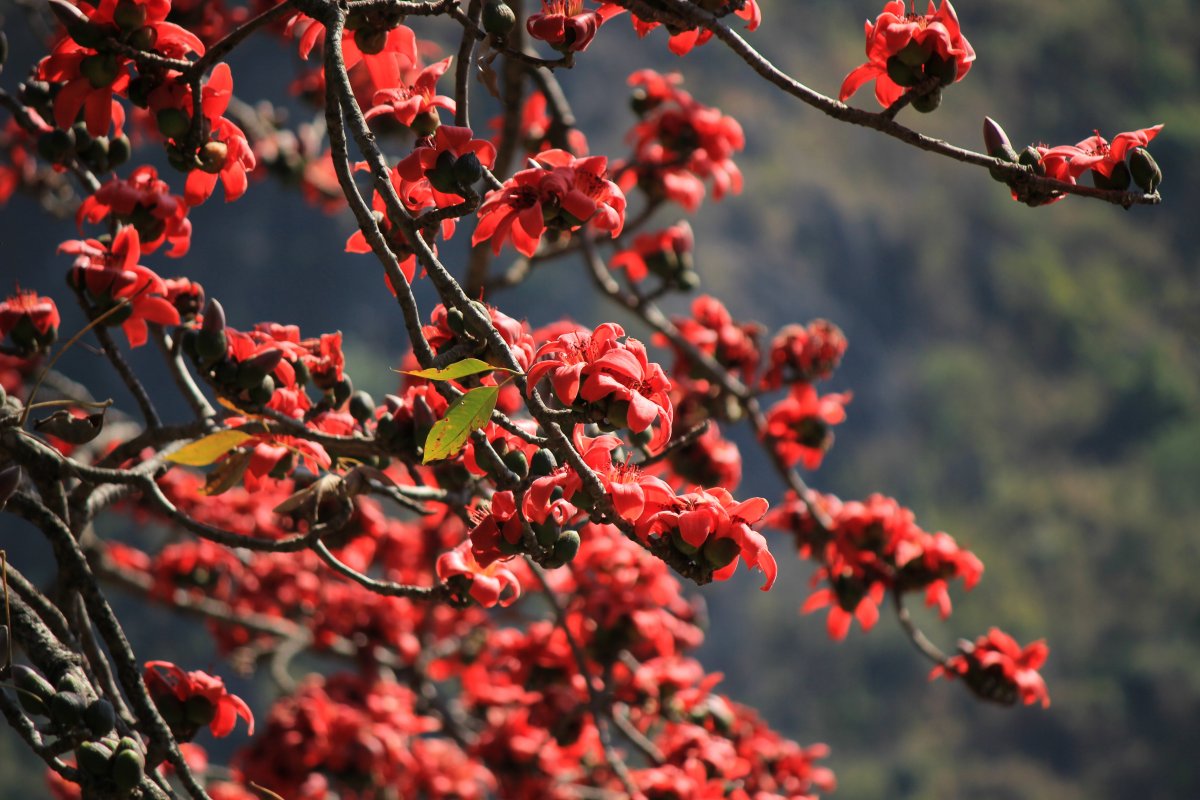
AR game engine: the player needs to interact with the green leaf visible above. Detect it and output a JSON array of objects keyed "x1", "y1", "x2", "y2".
[
  {"x1": 422, "y1": 386, "x2": 499, "y2": 464},
  {"x1": 401, "y1": 358, "x2": 515, "y2": 382},
  {"x1": 166, "y1": 429, "x2": 254, "y2": 466}
]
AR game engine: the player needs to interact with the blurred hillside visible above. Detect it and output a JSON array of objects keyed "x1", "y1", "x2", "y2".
[{"x1": 2, "y1": 0, "x2": 1198, "y2": 798}]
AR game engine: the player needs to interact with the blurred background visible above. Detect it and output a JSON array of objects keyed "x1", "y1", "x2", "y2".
[{"x1": 2, "y1": 0, "x2": 1199, "y2": 797}]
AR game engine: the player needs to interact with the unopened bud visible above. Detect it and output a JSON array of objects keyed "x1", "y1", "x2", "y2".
[
  {"x1": 925, "y1": 53, "x2": 958, "y2": 86},
  {"x1": 910, "y1": 86, "x2": 943, "y2": 113},
  {"x1": 80, "y1": 53, "x2": 120, "y2": 89},
  {"x1": 551, "y1": 529, "x2": 581, "y2": 565},
  {"x1": 1129, "y1": 147, "x2": 1162, "y2": 193},
  {"x1": 349, "y1": 390, "x2": 376, "y2": 423},
  {"x1": 452, "y1": 151, "x2": 484, "y2": 189},
  {"x1": 354, "y1": 27, "x2": 389, "y2": 55},
  {"x1": 1092, "y1": 161, "x2": 1131, "y2": 191},
  {"x1": 156, "y1": 108, "x2": 191, "y2": 140},
  {"x1": 885, "y1": 56, "x2": 921, "y2": 88},
  {"x1": 482, "y1": 0, "x2": 517, "y2": 37},
  {"x1": 983, "y1": 117, "x2": 1018, "y2": 162}
]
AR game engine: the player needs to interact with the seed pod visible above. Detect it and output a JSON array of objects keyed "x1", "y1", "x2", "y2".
[
  {"x1": 332, "y1": 376, "x2": 354, "y2": 407},
  {"x1": 107, "y1": 134, "x2": 132, "y2": 168},
  {"x1": 196, "y1": 299, "x2": 227, "y2": 364},
  {"x1": 33, "y1": 410, "x2": 105, "y2": 444},
  {"x1": 37, "y1": 129, "x2": 75, "y2": 163},
  {"x1": 50, "y1": 691, "x2": 89, "y2": 728},
  {"x1": 354, "y1": 26, "x2": 388, "y2": 56}
]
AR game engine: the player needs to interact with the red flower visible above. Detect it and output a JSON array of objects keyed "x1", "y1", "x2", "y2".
[
  {"x1": 437, "y1": 541, "x2": 522, "y2": 607},
  {"x1": 642, "y1": 488, "x2": 779, "y2": 590},
  {"x1": 761, "y1": 320, "x2": 847, "y2": 390},
  {"x1": 607, "y1": 0, "x2": 761, "y2": 56},
  {"x1": 621, "y1": 71, "x2": 744, "y2": 211},
  {"x1": 801, "y1": 579, "x2": 886, "y2": 641},
  {"x1": 527, "y1": 1, "x2": 622, "y2": 53},
  {"x1": 763, "y1": 383, "x2": 851, "y2": 470},
  {"x1": 931, "y1": 628, "x2": 1050, "y2": 708},
  {"x1": 395, "y1": 125, "x2": 496, "y2": 208},
  {"x1": 611, "y1": 220, "x2": 694, "y2": 283},
  {"x1": 839, "y1": 1, "x2": 975, "y2": 107},
  {"x1": 144, "y1": 660, "x2": 254, "y2": 738},
  {"x1": 527, "y1": 322, "x2": 673, "y2": 450},
  {"x1": 1039, "y1": 124, "x2": 1163, "y2": 183},
  {"x1": 0, "y1": 291, "x2": 60, "y2": 355},
  {"x1": 61, "y1": 226, "x2": 181, "y2": 347},
  {"x1": 180, "y1": 65, "x2": 257, "y2": 205},
  {"x1": 289, "y1": 13, "x2": 419, "y2": 100},
  {"x1": 365, "y1": 57, "x2": 457, "y2": 131},
  {"x1": 660, "y1": 295, "x2": 761, "y2": 385},
  {"x1": 473, "y1": 149, "x2": 625, "y2": 257},
  {"x1": 78, "y1": 166, "x2": 192, "y2": 257}
]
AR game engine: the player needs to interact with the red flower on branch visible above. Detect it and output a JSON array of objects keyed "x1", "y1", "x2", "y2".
[
  {"x1": 931, "y1": 628, "x2": 1050, "y2": 708},
  {"x1": 839, "y1": 1, "x2": 975, "y2": 107},
  {"x1": 395, "y1": 125, "x2": 496, "y2": 207},
  {"x1": 1039, "y1": 125, "x2": 1164, "y2": 184},
  {"x1": 365, "y1": 57, "x2": 457, "y2": 132},
  {"x1": 437, "y1": 541, "x2": 522, "y2": 607},
  {"x1": 144, "y1": 660, "x2": 254, "y2": 739},
  {"x1": 527, "y1": 1, "x2": 622, "y2": 53},
  {"x1": 527, "y1": 322, "x2": 673, "y2": 450},
  {"x1": 0, "y1": 290, "x2": 60, "y2": 355},
  {"x1": 77, "y1": 166, "x2": 193, "y2": 257},
  {"x1": 473, "y1": 149, "x2": 625, "y2": 257},
  {"x1": 61, "y1": 226, "x2": 181, "y2": 347},
  {"x1": 607, "y1": 0, "x2": 761, "y2": 56},
  {"x1": 610, "y1": 220, "x2": 694, "y2": 284},
  {"x1": 763, "y1": 383, "x2": 851, "y2": 470}
]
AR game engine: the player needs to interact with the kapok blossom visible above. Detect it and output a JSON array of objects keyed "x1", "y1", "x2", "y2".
[
  {"x1": 606, "y1": 0, "x2": 761, "y2": 56},
  {"x1": 641, "y1": 488, "x2": 778, "y2": 591},
  {"x1": 144, "y1": 660, "x2": 254, "y2": 739},
  {"x1": 839, "y1": 1, "x2": 975, "y2": 107},
  {"x1": 1039, "y1": 125, "x2": 1164, "y2": 184},
  {"x1": 77, "y1": 165, "x2": 193, "y2": 257},
  {"x1": 621, "y1": 70, "x2": 745, "y2": 212},
  {"x1": 0, "y1": 291, "x2": 60, "y2": 355},
  {"x1": 178, "y1": 65, "x2": 256, "y2": 205},
  {"x1": 395, "y1": 125, "x2": 496, "y2": 208},
  {"x1": 526, "y1": 1, "x2": 622, "y2": 53},
  {"x1": 610, "y1": 220, "x2": 694, "y2": 283},
  {"x1": 761, "y1": 319, "x2": 848, "y2": 390},
  {"x1": 437, "y1": 541, "x2": 522, "y2": 607},
  {"x1": 763, "y1": 383, "x2": 852, "y2": 470},
  {"x1": 931, "y1": 628, "x2": 1050, "y2": 708},
  {"x1": 473, "y1": 149, "x2": 625, "y2": 257},
  {"x1": 61, "y1": 226, "x2": 181, "y2": 348},
  {"x1": 526, "y1": 322, "x2": 673, "y2": 450},
  {"x1": 365, "y1": 57, "x2": 457, "y2": 131}
]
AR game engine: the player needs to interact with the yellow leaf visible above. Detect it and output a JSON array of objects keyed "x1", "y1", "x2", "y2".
[{"x1": 166, "y1": 429, "x2": 255, "y2": 467}]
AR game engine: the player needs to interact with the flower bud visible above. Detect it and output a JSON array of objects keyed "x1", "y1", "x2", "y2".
[
  {"x1": 530, "y1": 448, "x2": 557, "y2": 477},
  {"x1": 84, "y1": 698, "x2": 117, "y2": 736},
  {"x1": 349, "y1": 390, "x2": 376, "y2": 423},
  {"x1": 127, "y1": 24, "x2": 158, "y2": 51},
  {"x1": 1129, "y1": 147, "x2": 1162, "y2": 193},
  {"x1": 246, "y1": 374, "x2": 275, "y2": 406},
  {"x1": 107, "y1": 134, "x2": 132, "y2": 168},
  {"x1": 13, "y1": 665, "x2": 55, "y2": 716},
  {"x1": 482, "y1": 0, "x2": 517, "y2": 37},
  {"x1": 427, "y1": 149, "x2": 460, "y2": 194},
  {"x1": 453, "y1": 151, "x2": 484, "y2": 189},
  {"x1": 50, "y1": 691, "x2": 89, "y2": 728},
  {"x1": 533, "y1": 518, "x2": 559, "y2": 549},
  {"x1": 76, "y1": 741, "x2": 115, "y2": 777},
  {"x1": 111, "y1": 748, "x2": 146, "y2": 794},
  {"x1": 332, "y1": 376, "x2": 354, "y2": 407},
  {"x1": 983, "y1": 117, "x2": 1018, "y2": 162},
  {"x1": 1018, "y1": 145, "x2": 1046, "y2": 176},
  {"x1": 925, "y1": 53, "x2": 958, "y2": 86},
  {"x1": 502, "y1": 449, "x2": 529, "y2": 481},
  {"x1": 554, "y1": 529, "x2": 581, "y2": 561},
  {"x1": 37, "y1": 128, "x2": 75, "y2": 163}
]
